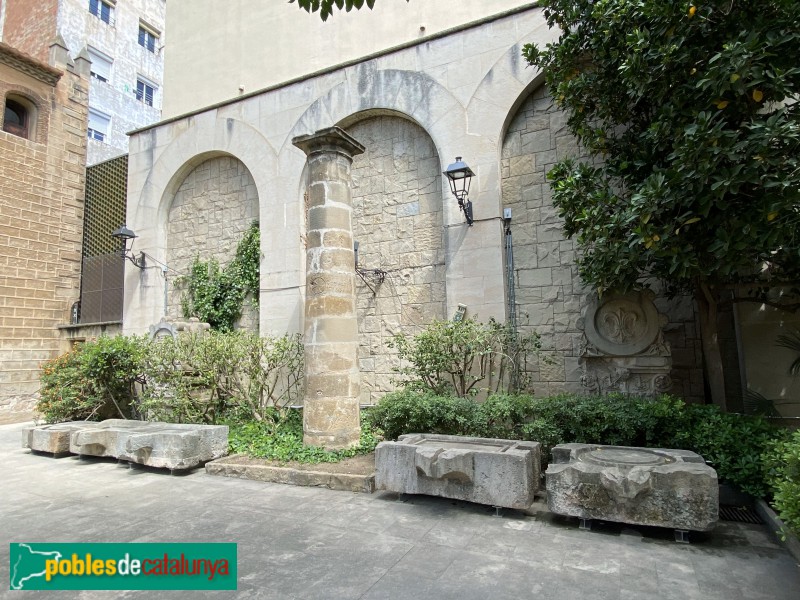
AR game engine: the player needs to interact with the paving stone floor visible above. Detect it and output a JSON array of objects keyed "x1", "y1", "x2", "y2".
[{"x1": 1, "y1": 422, "x2": 798, "y2": 599}]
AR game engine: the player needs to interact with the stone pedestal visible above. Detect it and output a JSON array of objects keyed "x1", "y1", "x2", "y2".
[
  {"x1": 546, "y1": 443, "x2": 718, "y2": 531},
  {"x1": 293, "y1": 127, "x2": 365, "y2": 449}
]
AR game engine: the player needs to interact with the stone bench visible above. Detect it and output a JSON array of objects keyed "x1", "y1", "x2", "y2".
[
  {"x1": 546, "y1": 443, "x2": 718, "y2": 534},
  {"x1": 23, "y1": 420, "x2": 228, "y2": 471},
  {"x1": 376, "y1": 433, "x2": 541, "y2": 509}
]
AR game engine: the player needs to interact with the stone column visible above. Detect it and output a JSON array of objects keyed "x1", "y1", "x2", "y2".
[{"x1": 292, "y1": 127, "x2": 365, "y2": 449}]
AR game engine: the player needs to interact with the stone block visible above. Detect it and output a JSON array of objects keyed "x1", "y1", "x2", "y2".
[
  {"x1": 67, "y1": 420, "x2": 228, "y2": 470},
  {"x1": 23, "y1": 420, "x2": 228, "y2": 470},
  {"x1": 22, "y1": 421, "x2": 99, "y2": 455},
  {"x1": 376, "y1": 433, "x2": 540, "y2": 509},
  {"x1": 546, "y1": 443, "x2": 718, "y2": 531}
]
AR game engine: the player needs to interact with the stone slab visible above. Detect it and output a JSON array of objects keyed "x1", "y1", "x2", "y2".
[
  {"x1": 205, "y1": 454, "x2": 376, "y2": 493},
  {"x1": 375, "y1": 433, "x2": 540, "y2": 509},
  {"x1": 70, "y1": 420, "x2": 228, "y2": 470},
  {"x1": 22, "y1": 421, "x2": 99, "y2": 455},
  {"x1": 546, "y1": 443, "x2": 718, "y2": 531},
  {"x1": 23, "y1": 419, "x2": 228, "y2": 470}
]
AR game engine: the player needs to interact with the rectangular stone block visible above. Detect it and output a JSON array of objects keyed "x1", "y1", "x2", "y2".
[
  {"x1": 376, "y1": 433, "x2": 540, "y2": 509},
  {"x1": 68, "y1": 420, "x2": 229, "y2": 470},
  {"x1": 23, "y1": 420, "x2": 228, "y2": 470},
  {"x1": 22, "y1": 421, "x2": 99, "y2": 455},
  {"x1": 546, "y1": 443, "x2": 718, "y2": 531}
]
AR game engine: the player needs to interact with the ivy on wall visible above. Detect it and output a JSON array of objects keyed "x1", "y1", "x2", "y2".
[{"x1": 179, "y1": 221, "x2": 260, "y2": 332}]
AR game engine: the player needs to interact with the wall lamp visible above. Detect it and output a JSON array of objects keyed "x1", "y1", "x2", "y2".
[
  {"x1": 111, "y1": 225, "x2": 146, "y2": 269},
  {"x1": 443, "y1": 156, "x2": 475, "y2": 226}
]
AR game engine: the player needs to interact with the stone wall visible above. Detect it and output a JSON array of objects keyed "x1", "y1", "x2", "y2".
[
  {"x1": 166, "y1": 155, "x2": 259, "y2": 330},
  {"x1": 0, "y1": 44, "x2": 89, "y2": 422},
  {"x1": 347, "y1": 116, "x2": 446, "y2": 404},
  {"x1": 0, "y1": 0, "x2": 59, "y2": 63},
  {"x1": 501, "y1": 86, "x2": 704, "y2": 401}
]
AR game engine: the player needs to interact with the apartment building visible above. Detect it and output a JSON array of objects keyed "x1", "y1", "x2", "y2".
[{"x1": 0, "y1": 0, "x2": 165, "y2": 165}]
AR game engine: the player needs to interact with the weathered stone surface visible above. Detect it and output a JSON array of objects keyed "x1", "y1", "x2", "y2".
[
  {"x1": 70, "y1": 420, "x2": 228, "y2": 470},
  {"x1": 376, "y1": 433, "x2": 541, "y2": 509},
  {"x1": 22, "y1": 422, "x2": 99, "y2": 455},
  {"x1": 205, "y1": 454, "x2": 375, "y2": 493},
  {"x1": 23, "y1": 420, "x2": 228, "y2": 470},
  {"x1": 546, "y1": 443, "x2": 718, "y2": 531},
  {"x1": 294, "y1": 127, "x2": 364, "y2": 450},
  {"x1": 166, "y1": 156, "x2": 259, "y2": 332}
]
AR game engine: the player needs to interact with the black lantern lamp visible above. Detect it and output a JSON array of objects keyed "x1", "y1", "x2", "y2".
[
  {"x1": 443, "y1": 157, "x2": 475, "y2": 226},
  {"x1": 111, "y1": 225, "x2": 146, "y2": 269}
]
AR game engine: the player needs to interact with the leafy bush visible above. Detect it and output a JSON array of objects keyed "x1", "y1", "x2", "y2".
[
  {"x1": 669, "y1": 404, "x2": 780, "y2": 498},
  {"x1": 179, "y1": 221, "x2": 260, "y2": 332},
  {"x1": 763, "y1": 429, "x2": 800, "y2": 537},
  {"x1": 389, "y1": 317, "x2": 541, "y2": 397},
  {"x1": 37, "y1": 335, "x2": 148, "y2": 423},
  {"x1": 38, "y1": 349, "x2": 94, "y2": 423},
  {"x1": 141, "y1": 331, "x2": 303, "y2": 424},
  {"x1": 368, "y1": 391, "x2": 784, "y2": 495},
  {"x1": 228, "y1": 409, "x2": 378, "y2": 463},
  {"x1": 365, "y1": 389, "x2": 482, "y2": 441}
]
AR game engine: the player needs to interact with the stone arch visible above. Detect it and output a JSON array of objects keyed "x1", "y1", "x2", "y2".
[
  {"x1": 500, "y1": 82, "x2": 584, "y2": 396},
  {"x1": 341, "y1": 112, "x2": 447, "y2": 404},
  {"x1": 284, "y1": 65, "x2": 466, "y2": 225},
  {"x1": 165, "y1": 154, "x2": 260, "y2": 330},
  {"x1": 124, "y1": 116, "x2": 276, "y2": 333}
]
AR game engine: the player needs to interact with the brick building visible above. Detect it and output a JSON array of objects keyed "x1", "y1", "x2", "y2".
[
  {"x1": 0, "y1": 0, "x2": 165, "y2": 165},
  {"x1": 0, "y1": 39, "x2": 89, "y2": 422}
]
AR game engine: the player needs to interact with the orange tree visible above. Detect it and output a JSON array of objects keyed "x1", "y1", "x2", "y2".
[{"x1": 524, "y1": 0, "x2": 800, "y2": 408}]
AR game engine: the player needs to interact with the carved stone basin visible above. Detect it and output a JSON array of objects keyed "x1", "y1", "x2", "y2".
[
  {"x1": 546, "y1": 443, "x2": 718, "y2": 532},
  {"x1": 376, "y1": 433, "x2": 541, "y2": 509}
]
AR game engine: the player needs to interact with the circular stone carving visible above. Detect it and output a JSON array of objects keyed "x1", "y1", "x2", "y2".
[
  {"x1": 579, "y1": 447, "x2": 675, "y2": 467},
  {"x1": 583, "y1": 292, "x2": 661, "y2": 356},
  {"x1": 149, "y1": 320, "x2": 177, "y2": 341}
]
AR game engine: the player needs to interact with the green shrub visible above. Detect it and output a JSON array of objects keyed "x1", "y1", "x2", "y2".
[
  {"x1": 141, "y1": 331, "x2": 303, "y2": 424},
  {"x1": 38, "y1": 349, "x2": 96, "y2": 423},
  {"x1": 227, "y1": 409, "x2": 378, "y2": 463},
  {"x1": 669, "y1": 404, "x2": 780, "y2": 498},
  {"x1": 37, "y1": 335, "x2": 148, "y2": 423},
  {"x1": 763, "y1": 429, "x2": 800, "y2": 537},
  {"x1": 365, "y1": 389, "x2": 482, "y2": 440},
  {"x1": 179, "y1": 221, "x2": 260, "y2": 332},
  {"x1": 389, "y1": 317, "x2": 541, "y2": 397}
]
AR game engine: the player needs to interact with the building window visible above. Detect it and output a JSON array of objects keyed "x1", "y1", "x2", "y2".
[
  {"x1": 3, "y1": 96, "x2": 34, "y2": 140},
  {"x1": 88, "y1": 0, "x2": 114, "y2": 25},
  {"x1": 87, "y1": 109, "x2": 110, "y2": 142},
  {"x1": 138, "y1": 24, "x2": 159, "y2": 53},
  {"x1": 135, "y1": 78, "x2": 156, "y2": 107},
  {"x1": 87, "y1": 47, "x2": 112, "y2": 83}
]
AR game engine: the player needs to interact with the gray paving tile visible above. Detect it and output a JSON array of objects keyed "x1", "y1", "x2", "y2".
[{"x1": 3, "y1": 422, "x2": 800, "y2": 600}]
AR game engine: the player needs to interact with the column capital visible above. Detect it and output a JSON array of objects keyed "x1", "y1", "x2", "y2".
[{"x1": 292, "y1": 126, "x2": 365, "y2": 159}]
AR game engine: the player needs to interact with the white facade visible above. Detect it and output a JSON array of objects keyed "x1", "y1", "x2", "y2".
[
  {"x1": 59, "y1": 0, "x2": 165, "y2": 165},
  {"x1": 162, "y1": 0, "x2": 530, "y2": 118},
  {"x1": 123, "y1": 4, "x2": 708, "y2": 403}
]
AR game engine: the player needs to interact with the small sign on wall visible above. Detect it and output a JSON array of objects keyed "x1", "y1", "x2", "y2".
[{"x1": 453, "y1": 303, "x2": 467, "y2": 322}]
